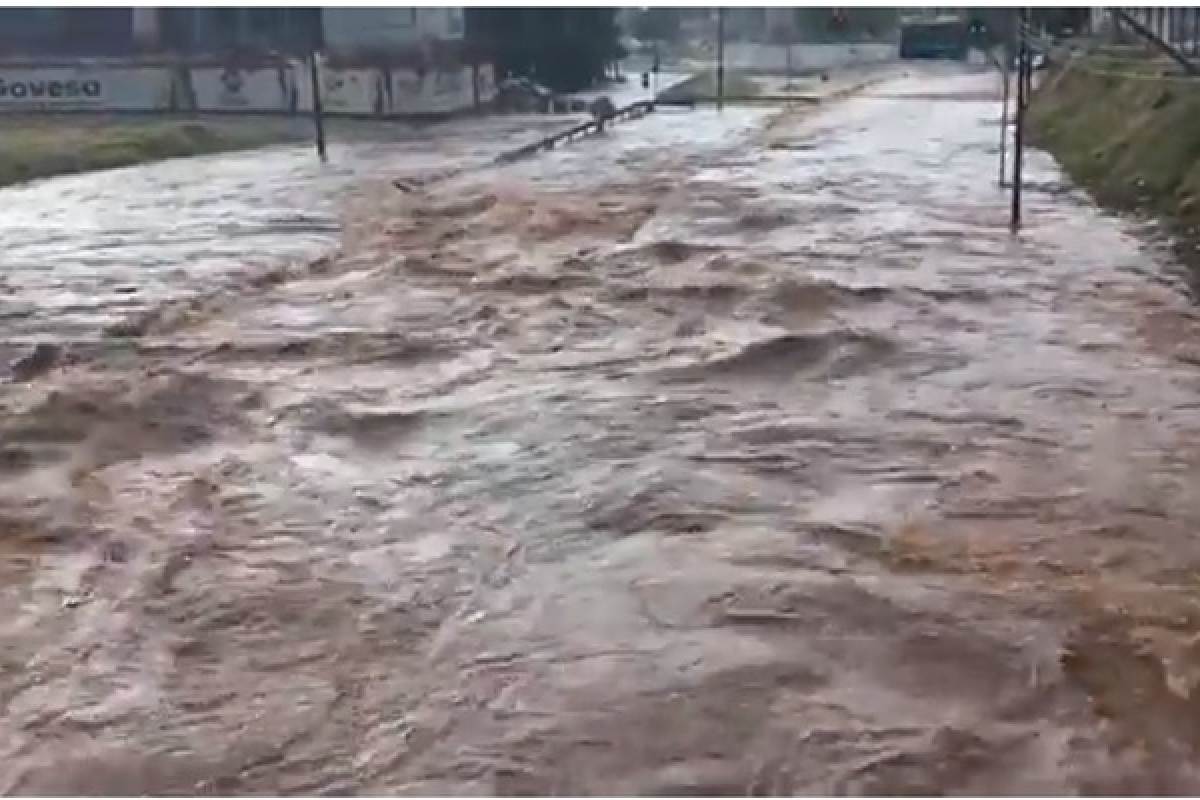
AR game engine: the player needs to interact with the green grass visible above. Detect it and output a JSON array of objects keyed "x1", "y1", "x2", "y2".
[
  {"x1": 1030, "y1": 58, "x2": 1200, "y2": 235},
  {"x1": 0, "y1": 121, "x2": 295, "y2": 188}
]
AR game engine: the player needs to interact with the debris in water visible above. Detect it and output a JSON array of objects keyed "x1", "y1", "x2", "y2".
[{"x1": 9, "y1": 343, "x2": 61, "y2": 382}]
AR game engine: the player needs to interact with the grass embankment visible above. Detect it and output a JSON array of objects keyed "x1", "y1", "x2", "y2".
[
  {"x1": 1029, "y1": 55, "x2": 1200, "y2": 258},
  {"x1": 0, "y1": 121, "x2": 296, "y2": 188}
]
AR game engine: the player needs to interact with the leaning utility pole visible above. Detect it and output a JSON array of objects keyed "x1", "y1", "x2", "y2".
[{"x1": 716, "y1": 7, "x2": 726, "y2": 110}]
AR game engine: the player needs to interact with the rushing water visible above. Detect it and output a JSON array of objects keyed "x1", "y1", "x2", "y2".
[{"x1": 5, "y1": 65, "x2": 1200, "y2": 794}]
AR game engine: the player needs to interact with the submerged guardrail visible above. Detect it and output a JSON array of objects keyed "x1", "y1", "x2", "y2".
[
  {"x1": 390, "y1": 98, "x2": 660, "y2": 193},
  {"x1": 491, "y1": 99, "x2": 658, "y2": 165}
]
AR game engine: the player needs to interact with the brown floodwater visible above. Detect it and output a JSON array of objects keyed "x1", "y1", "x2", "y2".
[{"x1": 5, "y1": 65, "x2": 1200, "y2": 795}]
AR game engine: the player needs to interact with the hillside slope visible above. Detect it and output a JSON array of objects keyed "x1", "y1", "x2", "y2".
[{"x1": 1030, "y1": 57, "x2": 1200, "y2": 261}]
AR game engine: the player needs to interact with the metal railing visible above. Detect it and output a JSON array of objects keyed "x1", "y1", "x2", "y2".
[
  {"x1": 1109, "y1": 8, "x2": 1200, "y2": 75},
  {"x1": 1112, "y1": 7, "x2": 1200, "y2": 60},
  {"x1": 491, "y1": 99, "x2": 658, "y2": 166},
  {"x1": 1096, "y1": 7, "x2": 1200, "y2": 76}
]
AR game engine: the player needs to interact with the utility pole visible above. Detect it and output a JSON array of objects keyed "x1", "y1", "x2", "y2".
[
  {"x1": 1010, "y1": 7, "x2": 1029, "y2": 232},
  {"x1": 716, "y1": 7, "x2": 726, "y2": 110}
]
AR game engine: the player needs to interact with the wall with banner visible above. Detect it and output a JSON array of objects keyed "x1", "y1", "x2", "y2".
[
  {"x1": 0, "y1": 66, "x2": 173, "y2": 111},
  {"x1": 0, "y1": 60, "x2": 496, "y2": 117}
]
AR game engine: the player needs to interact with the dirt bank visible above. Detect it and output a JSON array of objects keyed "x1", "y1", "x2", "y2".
[
  {"x1": 0, "y1": 118, "x2": 303, "y2": 188},
  {"x1": 1029, "y1": 56, "x2": 1200, "y2": 265}
]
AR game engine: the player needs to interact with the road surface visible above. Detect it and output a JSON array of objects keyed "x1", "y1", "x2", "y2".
[{"x1": 4, "y1": 65, "x2": 1200, "y2": 794}]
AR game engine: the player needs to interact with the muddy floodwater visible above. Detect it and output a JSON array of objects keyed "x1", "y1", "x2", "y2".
[{"x1": 6, "y1": 66, "x2": 1200, "y2": 795}]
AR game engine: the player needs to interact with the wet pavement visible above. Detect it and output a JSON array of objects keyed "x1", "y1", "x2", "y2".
[{"x1": 6, "y1": 64, "x2": 1200, "y2": 794}]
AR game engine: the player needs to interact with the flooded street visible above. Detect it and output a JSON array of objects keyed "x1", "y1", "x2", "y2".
[{"x1": 7, "y1": 65, "x2": 1200, "y2": 794}]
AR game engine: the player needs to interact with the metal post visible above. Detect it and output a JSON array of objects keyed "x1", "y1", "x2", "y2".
[
  {"x1": 309, "y1": 52, "x2": 327, "y2": 162},
  {"x1": 1011, "y1": 8, "x2": 1029, "y2": 232},
  {"x1": 716, "y1": 7, "x2": 726, "y2": 110}
]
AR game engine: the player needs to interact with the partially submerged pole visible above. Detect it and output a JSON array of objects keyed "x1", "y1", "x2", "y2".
[
  {"x1": 1010, "y1": 8, "x2": 1029, "y2": 232},
  {"x1": 310, "y1": 52, "x2": 328, "y2": 162}
]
